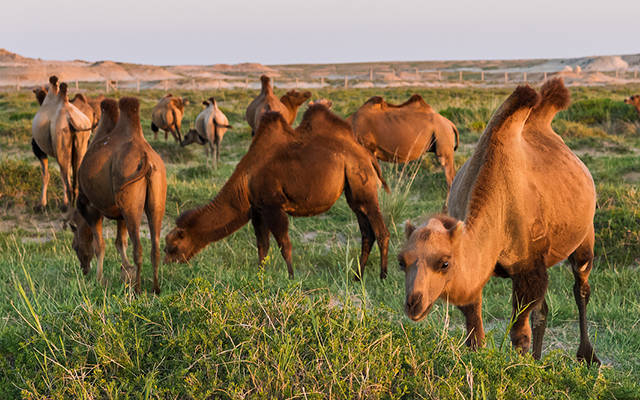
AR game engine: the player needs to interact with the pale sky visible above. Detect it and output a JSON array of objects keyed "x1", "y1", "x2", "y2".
[{"x1": 2, "y1": 0, "x2": 639, "y2": 65}]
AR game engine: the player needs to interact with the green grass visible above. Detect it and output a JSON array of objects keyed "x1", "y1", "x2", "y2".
[{"x1": 0, "y1": 84, "x2": 639, "y2": 399}]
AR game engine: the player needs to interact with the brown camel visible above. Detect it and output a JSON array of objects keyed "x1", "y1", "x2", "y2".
[
  {"x1": 624, "y1": 94, "x2": 640, "y2": 117},
  {"x1": 245, "y1": 75, "x2": 311, "y2": 135},
  {"x1": 151, "y1": 94, "x2": 187, "y2": 143},
  {"x1": 31, "y1": 76, "x2": 92, "y2": 211},
  {"x1": 398, "y1": 79, "x2": 600, "y2": 365},
  {"x1": 165, "y1": 104, "x2": 390, "y2": 280},
  {"x1": 70, "y1": 97, "x2": 167, "y2": 294},
  {"x1": 349, "y1": 94, "x2": 459, "y2": 193},
  {"x1": 71, "y1": 93, "x2": 104, "y2": 130},
  {"x1": 182, "y1": 97, "x2": 233, "y2": 168}
]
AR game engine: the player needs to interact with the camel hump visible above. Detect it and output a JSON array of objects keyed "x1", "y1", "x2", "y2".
[
  {"x1": 49, "y1": 75, "x2": 58, "y2": 85},
  {"x1": 484, "y1": 85, "x2": 539, "y2": 139},
  {"x1": 72, "y1": 93, "x2": 88, "y2": 104},
  {"x1": 399, "y1": 94, "x2": 428, "y2": 107},
  {"x1": 364, "y1": 96, "x2": 385, "y2": 106},
  {"x1": 255, "y1": 111, "x2": 287, "y2": 134},
  {"x1": 100, "y1": 98, "x2": 119, "y2": 124},
  {"x1": 59, "y1": 82, "x2": 69, "y2": 100},
  {"x1": 527, "y1": 78, "x2": 570, "y2": 124},
  {"x1": 119, "y1": 97, "x2": 140, "y2": 116},
  {"x1": 300, "y1": 103, "x2": 351, "y2": 132}
]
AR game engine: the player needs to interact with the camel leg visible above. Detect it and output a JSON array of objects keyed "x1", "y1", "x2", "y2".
[
  {"x1": 458, "y1": 296, "x2": 485, "y2": 349},
  {"x1": 123, "y1": 217, "x2": 143, "y2": 294},
  {"x1": 57, "y1": 136, "x2": 73, "y2": 212},
  {"x1": 145, "y1": 203, "x2": 164, "y2": 294},
  {"x1": 215, "y1": 136, "x2": 221, "y2": 169},
  {"x1": 531, "y1": 298, "x2": 549, "y2": 360},
  {"x1": 352, "y1": 211, "x2": 374, "y2": 280},
  {"x1": 251, "y1": 209, "x2": 270, "y2": 266},
  {"x1": 151, "y1": 122, "x2": 159, "y2": 140},
  {"x1": 263, "y1": 208, "x2": 294, "y2": 279},
  {"x1": 115, "y1": 219, "x2": 132, "y2": 270},
  {"x1": 569, "y1": 230, "x2": 600, "y2": 365},
  {"x1": 91, "y1": 216, "x2": 106, "y2": 283},
  {"x1": 71, "y1": 131, "x2": 91, "y2": 206},
  {"x1": 32, "y1": 139, "x2": 49, "y2": 211},
  {"x1": 509, "y1": 263, "x2": 548, "y2": 355}
]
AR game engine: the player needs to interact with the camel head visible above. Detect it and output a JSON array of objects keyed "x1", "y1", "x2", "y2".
[
  {"x1": 281, "y1": 90, "x2": 312, "y2": 108},
  {"x1": 65, "y1": 209, "x2": 94, "y2": 275},
  {"x1": 309, "y1": 98, "x2": 333, "y2": 109},
  {"x1": 181, "y1": 129, "x2": 207, "y2": 147},
  {"x1": 164, "y1": 209, "x2": 209, "y2": 263},
  {"x1": 398, "y1": 216, "x2": 463, "y2": 321},
  {"x1": 33, "y1": 87, "x2": 47, "y2": 105},
  {"x1": 47, "y1": 75, "x2": 60, "y2": 96},
  {"x1": 624, "y1": 95, "x2": 640, "y2": 108}
]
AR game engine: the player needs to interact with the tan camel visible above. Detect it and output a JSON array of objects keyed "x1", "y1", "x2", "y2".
[
  {"x1": 165, "y1": 104, "x2": 390, "y2": 280},
  {"x1": 245, "y1": 75, "x2": 311, "y2": 135},
  {"x1": 151, "y1": 94, "x2": 187, "y2": 143},
  {"x1": 624, "y1": 94, "x2": 640, "y2": 117},
  {"x1": 399, "y1": 79, "x2": 600, "y2": 365},
  {"x1": 70, "y1": 97, "x2": 167, "y2": 294},
  {"x1": 349, "y1": 94, "x2": 459, "y2": 192},
  {"x1": 182, "y1": 97, "x2": 233, "y2": 168},
  {"x1": 31, "y1": 76, "x2": 92, "y2": 211}
]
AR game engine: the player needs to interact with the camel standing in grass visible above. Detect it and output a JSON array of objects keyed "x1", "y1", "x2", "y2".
[
  {"x1": 165, "y1": 104, "x2": 389, "y2": 280},
  {"x1": 31, "y1": 76, "x2": 92, "y2": 211},
  {"x1": 70, "y1": 97, "x2": 167, "y2": 294},
  {"x1": 349, "y1": 95, "x2": 459, "y2": 193},
  {"x1": 151, "y1": 94, "x2": 187, "y2": 143},
  {"x1": 245, "y1": 75, "x2": 311, "y2": 135},
  {"x1": 182, "y1": 97, "x2": 232, "y2": 168},
  {"x1": 398, "y1": 79, "x2": 600, "y2": 365},
  {"x1": 624, "y1": 95, "x2": 640, "y2": 117}
]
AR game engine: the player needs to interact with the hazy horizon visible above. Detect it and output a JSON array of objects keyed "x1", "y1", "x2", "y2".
[{"x1": 3, "y1": 0, "x2": 639, "y2": 66}]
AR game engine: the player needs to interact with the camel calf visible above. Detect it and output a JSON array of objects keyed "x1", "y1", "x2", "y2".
[
  {"x1": 399, "y1": 79, "x2": 600, "y2": 365},
  {"x1": 624, "y1": 95, "x2": 640, "y2": 117},
  {"x1": 70, "y1": 97, "x2": 167, "y2": 294},
  {"x1": 182, "y1": 97, "x2": 232, "y2": 168},
  {"x1": 151, "y1": 94, "x2": 187, "y2": 143}
]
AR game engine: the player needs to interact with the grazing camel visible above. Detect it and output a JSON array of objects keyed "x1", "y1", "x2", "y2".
[
  {"x1": 31, "y1": 76, "x2": 92, "y2": 211},
  {"x1": 245, "y1": 75, "x2": 311, "y2": 135},
  {"x1": 182, "y1": 97, "x2": 233, "y2": 168},
  {"x1": 71, "y1": 97, "x2": 167, "y2": 294},
  {"x1": 398, "y1": 79, "x2": 600, "y2": 365},
  {"x1": 165, "y1": 104, "x2": 390, "y2": 280},
  {"x1": 624, "y1": 94, "x2": 640, "y2": 117},
  {"x1": 349, "y1": 94, "x2": 459, "y2": 193},
  {"x1": 151, "y1": 94, "x2": 187, "y2": 143}
]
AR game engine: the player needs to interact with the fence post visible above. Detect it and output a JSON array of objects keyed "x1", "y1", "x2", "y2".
[
  {"x1": 75, "y1": 80, "x2": 79, "y2": 90},
  {"x1": 459, "y1": 70, "x2": 463, "y2": 82},
  {"x1": 481, "y1": 71, "x2": 484, "y2": 81},
  {"x1": 523, "y1": 72, "x2": 527, "y2": 82},
  {"x1": 369, "y1": 67, "x2": 373, "y2": 81},
  {"x1": 438, "y1": 70, "x2": 442, "y2": 81},
  {"x1": 344, "y1": 75, "x2": 348, "y2": 89},
  {"x1": 635, "y1": 70, "x2": 638, "y2": 79},
  {"x1": 504, "y1": 72, "x2": 508, "y2": 83},
  {"x1": 544, "y1": 71, "x2": 548, "y2": 81},
  {"x1": 321, "y1": 76, "x2": 325, "y2": 86},
  {"x1": 136, "y1": 80, "x2": 140, "y2": 92}
]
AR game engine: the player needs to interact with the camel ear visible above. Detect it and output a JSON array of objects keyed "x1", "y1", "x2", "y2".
[
  {"x1": 404, "y1": 221, "x2": 416, "y2": 239},
  {"x1": 449, "y1": 221, "x2": 464, "y2": 242}
]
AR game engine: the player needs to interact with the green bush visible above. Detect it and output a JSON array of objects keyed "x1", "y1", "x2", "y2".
[{"x1": 558, "y1": 99, "x2": 638, "y2": 125}]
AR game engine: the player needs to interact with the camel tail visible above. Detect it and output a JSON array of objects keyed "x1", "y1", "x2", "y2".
[
  {"x1": 115, "y1": 152, "x2": 151, "y2": 208},
  {"x1": 371, "y1": 158, "x2": 390, "y2": 194},
  {"x1": 452, "y1": 123, "x2": 459, "y2": 151}
]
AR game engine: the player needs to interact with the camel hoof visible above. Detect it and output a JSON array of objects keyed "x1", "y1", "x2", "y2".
[
  {"x1": 59, "y1": 204, "x2": 68, "y2": 213},
  {"x1": 33, "y1": 204, "x2": 47, "y2": 213},
  {"x1": 380, "y1": 271, "x2": 387, "y2": 280},
  {"x1": 153, "y1": 286, "x2": 161, "y2": 295},
  {"x1": 577, "y1": 344, "x2": 601, "y2": 366},
  {"x1": 120, "y1": 265, "x2": 136, "y2": 285},
  {"x1": 353, "y1": 274, "x2": 362, "y2": 282}
]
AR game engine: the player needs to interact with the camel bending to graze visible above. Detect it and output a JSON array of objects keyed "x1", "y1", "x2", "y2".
[
  {"x1": 624, "y1": 94, "x2": 640, "y2": 117},
  {"x1": 245, "y1": 75, "x2": 311, "y2": 135},
  {"x1": 31, "y1": 76, "x2": 92, "y2": 211},
  {"x1": 350, "y1": 94, "x2": 459, "y2": 193},
  {"x1": 399, "y1": 79, "x2": 600, "y2": 365},
  {"x1": 151, "y1": 94, "x2": 187, "y2": 143},
  {"x1": 182, "y1": 97, "x2": 232, "y2": 168},
  {"x1": 70, "y1": 97, "x2": 167, "y2": 294},
  {"x1": 166, "y1": 104, "x2": 390, "y2": 280}
]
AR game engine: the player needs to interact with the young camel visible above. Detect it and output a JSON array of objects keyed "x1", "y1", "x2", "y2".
[
  {"x1": 245, "y1": 75, "x2": 311, "y2": 135},
  {"x1": 151, "y1": 94, "x2": 187, "y2": 143},
  {"x1": 165, "y1": 105, "x2": 390, "y2": 280},
  {"x1": 398, "y1": 79, "x2": 600, "y2": 365},
  {"x1": 349, "y1": 95, "x2": 459, "y2": 194},
  {"x1": 31, "y1": 76, "x2": 92, "y2": 211},
  {"x1": 624, "y1": 94, "x2": 640, "y2": 117},
  {"x1": 182, "y1": 97, "x2": 233, "y2": 168},
  {"x1": 70, "y1": 97, "x2": 167, "y2": 294}
]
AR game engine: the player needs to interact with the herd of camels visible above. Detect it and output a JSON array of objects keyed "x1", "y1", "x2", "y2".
[{"x1": 30, "y1": 73, "x2": 632, "y2": 366}]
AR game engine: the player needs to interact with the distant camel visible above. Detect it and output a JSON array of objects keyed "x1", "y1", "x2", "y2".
[
  {"x1": 245, "y1": 75, "x2": 311, "y2": 135},
  {"x1": 165, "y1": 104, "x2": 390, "y2": 280},
  {"x1": 34, "y1": 86, "x2": 103, "y2": 130},
  {"x1": 399, "y1": 79, "x2": 600, "y2": 365},
  {"x1": 624, "y1": 95, "x2": 640, "y2": 117},
  {"x1": 349, "y1": 95, "x2": 459, "y2": 194},
  {"x1": 31, "y1": 76, "x2": 92, "y2": 211},
  {"x1": 182, "y1": 97, "x2": 233, "y2": 168},
  {"x1": 70, "y1": 97, "x2": 167, "y2": 294},
  {"x1": 151, "y1": 94, "x2": 187, "y2": 143}
]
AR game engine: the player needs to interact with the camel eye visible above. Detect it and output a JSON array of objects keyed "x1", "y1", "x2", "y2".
[
  {"x1": 440, "y1": 261, "x2": 450, "y2": 270},
  {"x1": 398, "y1": 259, "x2": 406, "y2": 271}
]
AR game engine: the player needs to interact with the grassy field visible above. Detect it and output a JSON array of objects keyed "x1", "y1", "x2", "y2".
[{"x1": 0, "y1": 83, "x2": 639, "y2": 399}]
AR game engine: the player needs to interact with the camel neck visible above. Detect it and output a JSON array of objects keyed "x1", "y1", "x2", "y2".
[{"x1": 183, "y1": 174, "x2": 251, "y2": 245}]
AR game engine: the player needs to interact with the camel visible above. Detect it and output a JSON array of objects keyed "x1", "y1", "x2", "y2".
[
  {"x1": 245, "y1": 75, "x2": 311, "y2": 135},
  {"x1": 398, "y1": 79, "x2": 600, "y2": 365},
  {"x1": 34, "y1": 86, "x2": 103, "y2": 129},
  {"x1": 624, "y1": 94, "x2": 640, "y2": 117},
  {"x1": 31, "y1": 76, "x2": 92, "y2": 211},
  {"x1": 151, "y1": 94, "x2": 187, "y2": 143},
  {"x1": 349, "y1": 94, "x2": 459, "y2": 193},
  {"x1": 70, "y1": 97, "x2": 167, "y2": 294},
  {"x1": 165, "y1": 104, "x2": 390, "y2": 280},
  {"x1": 181, "y1": 97, "x2": 233, "y2": 168}
]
